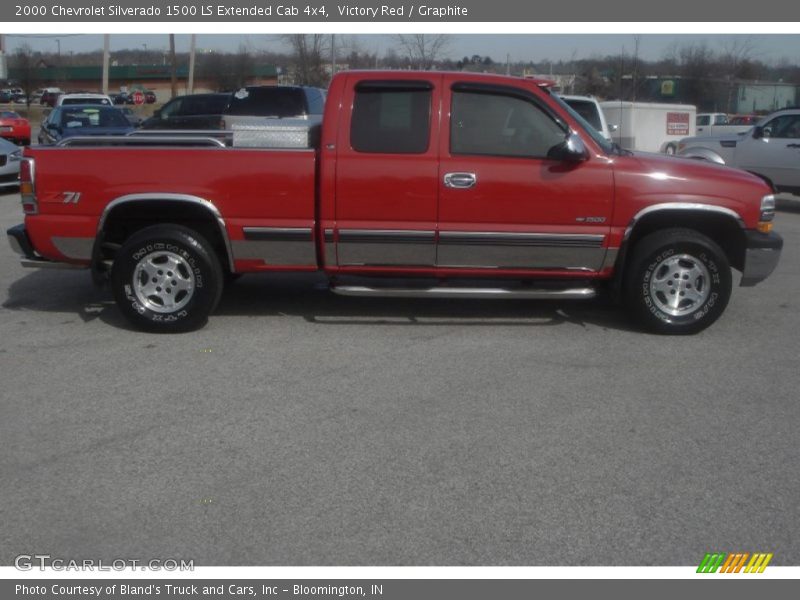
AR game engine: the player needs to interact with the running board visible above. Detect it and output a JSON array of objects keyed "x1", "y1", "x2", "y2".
[{"x1": 330, "y1": 285, "x2": 596, "y2": 300}]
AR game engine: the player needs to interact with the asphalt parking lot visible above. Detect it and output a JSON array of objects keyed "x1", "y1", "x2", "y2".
[{"x1": 1, "y1": 190, "x2": 798, "y2": 566}]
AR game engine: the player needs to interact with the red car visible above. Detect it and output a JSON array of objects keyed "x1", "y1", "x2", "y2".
[{"x1": 0, "y1": 111, "x2": 31, "y2": 145}]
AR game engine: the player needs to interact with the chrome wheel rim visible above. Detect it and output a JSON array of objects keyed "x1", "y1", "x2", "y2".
[
  {"x1": 649, "y1": 254, "x2": 710, "y2": 317},
  {"x1": 133, "y1": 250, "x2": 195, "y2": 313}
]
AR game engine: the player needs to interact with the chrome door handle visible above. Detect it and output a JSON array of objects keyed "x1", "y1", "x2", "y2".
[{"x1": 443, "y1": 172, "x2": 477, "y2": 189}]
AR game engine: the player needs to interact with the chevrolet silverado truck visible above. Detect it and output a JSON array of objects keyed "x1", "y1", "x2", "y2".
[{"x1": 6, "y1": 71, "x2": 784, "y2": 334}]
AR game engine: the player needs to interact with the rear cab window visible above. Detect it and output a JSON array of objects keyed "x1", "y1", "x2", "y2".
[{"x1": 349, "y1": 81, "x2": 432, "y2": 154}]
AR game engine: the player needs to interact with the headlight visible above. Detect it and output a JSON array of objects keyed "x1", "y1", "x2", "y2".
[
  {"x1": 757, "y1": 194, "x2": 776, "y2": 233},
  {"x1": 9, "y1": 150, "x2": 22, "y2": 162}
]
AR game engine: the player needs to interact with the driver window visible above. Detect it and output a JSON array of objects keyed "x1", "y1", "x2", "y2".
[
  {"x1": 160, "y1": 98, "x2": 182, "y2": 119},
  {"x1": 764, "y1": 115, "x2": 800, "y2": 139},
  {"x1": 451, "y1": 90, "x2": 565, "y2": 158}
]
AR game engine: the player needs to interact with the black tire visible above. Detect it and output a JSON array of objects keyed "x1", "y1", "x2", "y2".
[
  {"x1": 624, "y1": 228, "x2": 732, "y2": 334},
  {"x1": 111, "y1": 225, "x2": 223, "y2": 332}
]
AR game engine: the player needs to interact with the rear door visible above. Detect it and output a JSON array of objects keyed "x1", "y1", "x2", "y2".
[
  {"x1": 333, "y1": 75, "x2": 441, "y2": 267},
  {"x1": 436, "y1": 78, "x2": 614, "y2": 272}
]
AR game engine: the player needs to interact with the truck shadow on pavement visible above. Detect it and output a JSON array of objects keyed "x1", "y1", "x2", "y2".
[{"x1": 3, "y1": 269, "x2": 639, "y2": 333}]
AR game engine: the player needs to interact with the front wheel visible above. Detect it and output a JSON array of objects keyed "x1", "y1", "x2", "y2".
[
  {"x1": 111, "y1": 225, "x2": 223, "y2": 332},
  {"x1": 624, "y1": 229, "x2": 732, "y2": 334}
]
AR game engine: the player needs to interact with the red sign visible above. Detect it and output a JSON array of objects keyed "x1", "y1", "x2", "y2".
[
  {"x1": 667, "y1": 112, "x2": 690, "y2": 136},
  {"x1": 132, "y1": 91, "x2": 145, "y2": 105}
]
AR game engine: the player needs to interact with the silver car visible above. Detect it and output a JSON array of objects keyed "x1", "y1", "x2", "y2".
[
  {"x1": 0, "y1": 137, "x2": 22, "y2": 190},
  {"x1": 678, "y1": 108, "x2": 800, "y2": 196}
]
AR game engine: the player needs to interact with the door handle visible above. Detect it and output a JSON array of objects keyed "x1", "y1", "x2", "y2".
[{"x1": 443, "y1": 172, "x2": 477, "y2": 189}]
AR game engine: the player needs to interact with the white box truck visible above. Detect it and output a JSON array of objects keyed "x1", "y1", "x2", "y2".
[{"x1": 599, "y1": 101, "x2": 697, "y2": 154}]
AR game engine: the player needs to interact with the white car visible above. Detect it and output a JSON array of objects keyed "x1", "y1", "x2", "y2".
[
  {"x1": 56, "y1": 93, "x2": 113, "y2": 107},
  {"x1": 678, "y1": 108, "x2": 800, "y2": 196},
  {"x1": 560, "y1": 94, "x2": 613, "y2": 141},
  {"x1": 0, "y1": 137, "x2": 23, "y2": 190}
]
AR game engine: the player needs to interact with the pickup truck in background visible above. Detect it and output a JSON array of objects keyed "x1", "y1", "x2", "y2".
[
  {"x1": 695, "y1": 112, "x2": 754, "y2": 137},
  {"x1": 7, "y1": 71, "x2": 783, "y2": 334},
  {"x1": 678, "y1": 108, "x2": 800, "y2": 196}
]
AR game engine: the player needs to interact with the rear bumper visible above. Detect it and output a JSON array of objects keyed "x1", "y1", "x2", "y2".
[
  {"x1": 740, "y1": 230, "x2": 783, "y2": 287},
  {"x1": 7, "y1": 224, "x2": 86, "y2": 270}
]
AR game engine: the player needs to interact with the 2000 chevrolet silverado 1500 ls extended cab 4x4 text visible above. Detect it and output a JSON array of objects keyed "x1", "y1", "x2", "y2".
[{"x1": 6, "y1": 71, "x2": 784, "y2": 334}]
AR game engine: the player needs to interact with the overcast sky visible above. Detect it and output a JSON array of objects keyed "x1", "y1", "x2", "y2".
[{"x1": 5, "y1": 34, "x2": 800, "y2": 64}]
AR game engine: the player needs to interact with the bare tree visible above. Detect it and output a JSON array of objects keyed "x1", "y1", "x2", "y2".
[
  {"x1": 283, "y1": 35, "x2": 328, "y2": 87},
  {"x1": 720, "y1": 36, "x2": 757, "y2": 112},
  {"x1": 394, "y1": 34, "x2": 450, "y2": 70},
  {"x1": 10, "y1": 44, "x2": 38, "y2": 107}
]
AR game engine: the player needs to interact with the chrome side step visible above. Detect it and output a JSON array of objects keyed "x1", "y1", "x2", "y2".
[
  {"x1": 20, "y1": 257, "x2": 86, "y2": 270},
  {"x1": 331, "y1": 285, "x2": 596, "y2": 300}
]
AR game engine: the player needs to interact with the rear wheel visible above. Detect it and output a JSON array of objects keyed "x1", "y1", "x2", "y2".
[
  {"x1": 111, "y1": 225, "x2": 223, "y2": 332},
  {"x1": 624, "y1": 228, "x2": 732, "y2": 334}
]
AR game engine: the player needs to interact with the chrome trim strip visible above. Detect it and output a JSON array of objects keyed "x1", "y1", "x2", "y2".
[
  {"x1": 331, "y1": 285, "x2": 596, "y2": 300},
  {"x1": 243, "y1": 227, "x2": 313, "y2": 242},
  {"x1": 52, "y1": 236, "x2": 94, "y2": 260},
  {"x1": 624, "y1": 203, "x2": 745, "y2": 240},
  {"x1": 98, "y1": 193, "x2": 235, "y2": 272},
  {"x1": 231, "y1": 239, "x2": 316, "y2": 266},
  {"x1": 439, "y1": 231, "x2": 604, "y2": 248}
]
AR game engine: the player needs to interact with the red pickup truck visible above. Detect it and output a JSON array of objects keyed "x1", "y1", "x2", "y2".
[{"x1": 7, "y1": 71, "x2": 783, "y2": 334}]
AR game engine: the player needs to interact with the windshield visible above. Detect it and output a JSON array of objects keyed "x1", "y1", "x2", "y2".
[
  {"x1": 60, "y1": 107, "x2": 129, "y2": 128},
  {"x1": 548, "y1": 91, "x2": 614, "y2": 154}
]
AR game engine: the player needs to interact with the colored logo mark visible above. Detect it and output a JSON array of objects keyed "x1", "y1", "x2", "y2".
[{"x1": 697, "y1": 552, "x2": 773, "y2": 573}]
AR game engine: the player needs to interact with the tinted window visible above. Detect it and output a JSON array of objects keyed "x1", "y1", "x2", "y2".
[
  {"x1": 305, "y1": 88, "x2": 326, "y2": 115},
  {"x1": 451, "y1": 90, "x2": 565, "y2": 158},
  {"x1": 0, "y1": 111, "x2": 20, "y2": 119},
  {"x1": 764, "y1": 114, "x2": 800, "y2": 139},
  {"x1": 160, "y1": 98, "x2": 183, "y2": 118},
  {"x1": 350, "y1": 84, "x2": 431, "y2": 154},
  {"x1": 226, "y1": 87, "x2": 308, "y2": 117},
  {"x1": 60, "y1": 107, "x2": 128, "y2": 128},
  {"x1": 562, "y1": 99, "x2": 602, "y2": 132},
  {"x1": 697, "y1": 115, "x2": 710, "y2": 126},
  {"x1": 714, "y1": 114, "x2": 728, "y2": 125},
  {"x1": 181, "y1": 95, "x2": 229, "y2": 116}
]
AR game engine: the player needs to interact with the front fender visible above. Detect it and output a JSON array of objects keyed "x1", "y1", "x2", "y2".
[{"x1": 677, "y1": 146, "x2": 726, "y2": 164}]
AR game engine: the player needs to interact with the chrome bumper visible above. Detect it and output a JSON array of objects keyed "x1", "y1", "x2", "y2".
[{"x1": 740, "y1": 231, "x2": 783, "y2": 287}]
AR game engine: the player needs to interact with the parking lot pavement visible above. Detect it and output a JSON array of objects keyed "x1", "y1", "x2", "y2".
[{"x1": 1, "y1": 189, "x2": 798, "y2": 566}]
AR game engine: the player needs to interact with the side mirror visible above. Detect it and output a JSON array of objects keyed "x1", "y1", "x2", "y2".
[
  {"x1": 752, "y1": 126, "x2": 764, "y2": 139},
  {"x1": 548, "y1": 132, "x2": 589, "y2": 162},
  {"x1": 609, "y1": 124, "x2": 619, "y2": 132}
]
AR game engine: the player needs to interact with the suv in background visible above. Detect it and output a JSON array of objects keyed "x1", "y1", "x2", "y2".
[
  {"x1": 56, "y1": 93, "x2": 113, "y2": 107},
  {"x1": 222, "y1": 85, "x2": 326, "y2": 129},
  {"x1": 559, "y1": 94, "x2": 613, "y2": 141},
  {"x1": 140, "y1": 93, "x2": 231, "y2": 130}
]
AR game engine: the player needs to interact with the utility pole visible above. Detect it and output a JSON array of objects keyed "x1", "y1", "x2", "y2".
[
  {"x1": 187, "y1": 34, "x2": 196, "y2": 94},
  {"x1": 0, "y1": 34, "x2": 7, "y2": 82},
  {"x1": 331, "y1": 34, "x2": 336, "y2": 77},
  {"x1": 169, "y1": 34, "x2": 176, "y2": 98},
  {"x1": 102, "y1": 34, "x2": 110, "y2": 94}
]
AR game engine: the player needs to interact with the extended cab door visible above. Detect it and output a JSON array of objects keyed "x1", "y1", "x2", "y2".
[
  {"x1": 436, "y1": 78, "x2": 614, "y2": 271},
  {"x1": 333, "y1": 75, "x2": 441, "y2": 267}
]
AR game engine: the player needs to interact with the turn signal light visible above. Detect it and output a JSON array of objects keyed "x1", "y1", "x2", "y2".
[{"x1": 757, "y1": 222, "x2": 773, "y2": 233}]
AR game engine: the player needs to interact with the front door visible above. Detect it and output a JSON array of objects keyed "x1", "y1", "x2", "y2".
[{"x1": 437, "y1": 79, "x2": 614, "y2": 272}]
